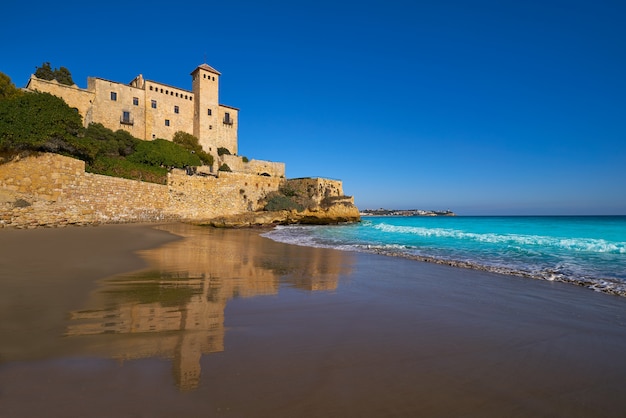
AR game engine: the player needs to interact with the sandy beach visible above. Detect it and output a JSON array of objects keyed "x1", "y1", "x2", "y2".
[{"x1": 1, "y1": 223, "x2": 625, "y2": 417}]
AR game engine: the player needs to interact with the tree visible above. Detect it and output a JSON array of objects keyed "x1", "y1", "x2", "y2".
[
  {"x1": 55, "y1": 67, "x2": 75, "y2": 86},
  {"x1": 34, "y1": 62, "x2": 54, "y2": 81},
  {"x1": 34, "y1": 62, "x2": 75, "y2": 86},
  {"x1": 172, "y1": 131, "x2": 214, "y2": 166},
  {"x1": 0, "y1": 72, "x2": 22, "y2": 100}
]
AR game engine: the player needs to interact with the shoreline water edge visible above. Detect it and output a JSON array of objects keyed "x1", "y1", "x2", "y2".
[{"x1": 261, "y1": 215, "x2": 626, "y2": 298}]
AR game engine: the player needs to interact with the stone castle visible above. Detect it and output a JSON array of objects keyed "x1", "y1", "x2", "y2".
[
  {"x1": 26, "y1": 63, "x2": 240, "y2": 159},
  {"x1": 1, "y1": 64, "x2": 360, "y2": 228}
]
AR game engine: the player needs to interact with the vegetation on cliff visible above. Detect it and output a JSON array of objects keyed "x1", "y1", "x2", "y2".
[
  {"x1": 262, "y1": 185, "x2": 314, "y2": 212},
  {"x1": 0, "y1": 72, "x2": 210, "y2": 184},
  {"x1": 173, "y1": 131, "x2": 214, "y2": 166}
]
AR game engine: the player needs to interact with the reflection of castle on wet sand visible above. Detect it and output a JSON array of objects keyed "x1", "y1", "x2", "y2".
[{"x1": 65, "y1": 224, "x2": 353, "y2": 390}]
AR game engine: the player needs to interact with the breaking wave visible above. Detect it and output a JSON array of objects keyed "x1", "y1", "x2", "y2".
[
  {"x1": 372, "y1": 223, "x2": 626, "y2": 254},
  {"x1": 262, "y1": 217, "x2": 626, "y2": 297}
]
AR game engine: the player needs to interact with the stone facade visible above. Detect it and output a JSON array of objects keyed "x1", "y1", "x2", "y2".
[
  {"x1": 0, "y1": 153, "x2": 357, "y2": 228},
  {"x1": 25, "y1": 64, "x2": 239, "y2": 158}
]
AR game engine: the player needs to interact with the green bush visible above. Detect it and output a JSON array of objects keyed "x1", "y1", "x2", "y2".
[
  {"x1": 217, "y1": 147, "x2": 231, "y2": 156},
  {"x1": 0, "y1": 92, "x2": 83, "y2": 154},
  {"x1": 242, "y1": 156, "x2": 249, "y2": 163},
  {"x1": 218, "y1": 163, "x2": 232, "y2": 172},
  {"x1": 264, "y1": 194, "x2": 304, "y2": 212},
  {"x1": 84, "y1": 123, "x2": 138, "y2": 159},
  {"x1": 172, "y1": 131, "x2": 214, "y2": 166},
  {"x1": 128, "y1": 138, "x2": 202, "y2": 168},
  {"x1": 87, "y1": 156, "x2": 168, "y2": 184},
  {"x1": 279, "y1": 185, "x2": 298, "y2": 197}
]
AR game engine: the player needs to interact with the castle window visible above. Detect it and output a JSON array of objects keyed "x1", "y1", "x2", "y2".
[
  {"x1": 120, "y1": 111, "x2": 133, "y2": 125},
  {"x1": 174, "y1": 105, "x2": 179, "y2": 114},
  {"x1": 165, "y1": 90, "x2": 169, "y2": 95},
  {"x1": 110, "y1": 92, "x2": 117, "y2": 101},
  {"x1": 151, "y1": 100, "x2": 157, "y2": 109},
  {"x1": 133, "y1": 97, "x2": 139, "y2": 106},
  {"x1": 165, "y1": 119, "x2": 170, "y2": 126},
  {"x1": 175, "y1": 93, "x2": 179, "y2": 97},
  {"x1": 223, "y1": 112, "x2": 233, "y2": 125},
  {"x1": 209, "y1": 125, "x2": 212, "y2": 130},
  {"x1": 212, "y1": 76, "x2": 215, "y2": 81},
  {"x1": 207, "y1": 109, "x2": 212, "y2": 116},
  {"x1": 160, "y1": 88, "x2": 163, "y2": 93},
  {"x1": 149, "y1": 86, "x2": 153, "y2": 91}
]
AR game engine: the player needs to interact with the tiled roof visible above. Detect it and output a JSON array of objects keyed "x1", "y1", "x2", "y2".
[{"x1": 191, "y1": 63, "x2": 221, "y2": 76}]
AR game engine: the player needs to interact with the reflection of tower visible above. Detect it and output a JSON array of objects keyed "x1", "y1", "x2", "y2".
[
  {"x1": 173, "y1": 275, "x2": 225, "y2": 391},
  {"x1": 172, "y1": 311, "x2": 202, "y2": 391}
]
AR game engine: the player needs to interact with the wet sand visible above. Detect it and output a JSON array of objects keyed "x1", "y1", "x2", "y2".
[{"x1": 1, "y1": 223, "x2": 626, "y2": 417}]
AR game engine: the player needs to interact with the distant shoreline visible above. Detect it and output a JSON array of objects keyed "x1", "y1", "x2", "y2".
[{"x1": 360, "y1": 209, "x2": 456, "y2": 217}]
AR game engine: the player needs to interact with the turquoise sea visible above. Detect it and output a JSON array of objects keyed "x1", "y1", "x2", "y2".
[{"x1": 262, "y1": 216, "x2": 626, "y2": 296}]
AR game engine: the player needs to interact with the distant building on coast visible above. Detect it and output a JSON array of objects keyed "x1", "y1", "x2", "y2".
[
  {"x1": 25, "y1": 64, "x2": 239, "y2": 157},
  {"x1": 360, "y1": 208, "x2": 456, "y2": 217}
]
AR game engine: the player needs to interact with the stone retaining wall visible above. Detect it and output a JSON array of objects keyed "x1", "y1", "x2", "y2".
[
  {"x1": 0, "y1": 154, "x2": 171, "y2": 227},
  {"x1": 0, "y1": 153, "x2": 353, "y2": 229}
]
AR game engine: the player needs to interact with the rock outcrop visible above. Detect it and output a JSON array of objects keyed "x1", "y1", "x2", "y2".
[{"x1": 196, "y1": 197, "x2": 361, "y2": 228}]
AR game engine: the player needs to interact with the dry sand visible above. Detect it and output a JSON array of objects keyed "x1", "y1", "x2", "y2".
[{"x1": 1, "y1": 223, "x2": 625, "y2": 417}]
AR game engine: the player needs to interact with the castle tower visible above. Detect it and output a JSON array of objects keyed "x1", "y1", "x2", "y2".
[{"x1": 191, "y1": 64, "x2": 221, "y2": 154}]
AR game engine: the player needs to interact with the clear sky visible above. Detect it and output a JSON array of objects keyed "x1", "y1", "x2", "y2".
[{"x1": 2, "y1": 0, "x2": 625, "y2": 215}]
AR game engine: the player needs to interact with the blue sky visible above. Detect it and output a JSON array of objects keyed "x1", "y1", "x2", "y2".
[{"x1": 2, "y1": 0, "x2": 625, "y2": 215}]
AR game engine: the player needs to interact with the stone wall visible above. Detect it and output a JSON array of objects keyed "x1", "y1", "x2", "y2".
[
  {"x1": 220, "y1": 155, "x2": 285, "y2": 177},
  {"x1": 167, "y1": 169, "x2": 284, "y2": 220},
  {"x1": 0, "y1": 154, "x2": 355, "y2": 229},
  {"x1": 0, "y1": 154, "x2": 170, "y2": 227}
]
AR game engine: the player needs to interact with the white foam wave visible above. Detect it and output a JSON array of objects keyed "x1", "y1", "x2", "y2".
[
  {"x1": 372, "y1": 223, "x2": 626, "y2": 254},
  {"x1": 261, "y1": 225, "x2": 626, "y2": 296}
]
